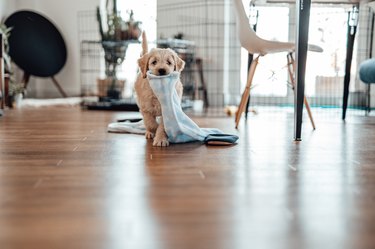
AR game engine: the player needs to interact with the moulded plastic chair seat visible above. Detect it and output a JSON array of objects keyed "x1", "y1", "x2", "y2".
[
  {"x1": 232, "y1": 0, "x2": 323, "y2": 55},
  {"x1": 232, "y1": 0, "x2": 322, "y2": 129}
]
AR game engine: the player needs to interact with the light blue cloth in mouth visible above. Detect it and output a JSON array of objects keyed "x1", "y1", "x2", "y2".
[{"x1": 147, "y1": 71, "x2": 223, "y2": 143}]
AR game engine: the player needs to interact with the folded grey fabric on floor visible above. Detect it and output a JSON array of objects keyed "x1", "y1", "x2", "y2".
[{"x1": 107, "y1": 120, "x2": 146, "y2": 134}]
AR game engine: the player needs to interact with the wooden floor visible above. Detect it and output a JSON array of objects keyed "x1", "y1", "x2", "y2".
[{"x1": 1, "y1": 106, "x2": 375, "y2": 249}]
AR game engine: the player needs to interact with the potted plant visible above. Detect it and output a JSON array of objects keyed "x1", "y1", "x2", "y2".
[
  {"x1": 0, "y1": 23, "x2": 12, "y2": 74},
  {"x1": 1, "y1": 23, "x2": 25, "y2": 108},
  {"x1": 8, "y1": 82, "x2": 25, "y2": 108},
  {"x1": 96, "y1": 1, "x2": 142, "y2": 100}
]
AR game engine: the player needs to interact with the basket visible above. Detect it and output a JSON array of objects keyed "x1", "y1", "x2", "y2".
[{"x1": 97, "y1": 78, "x2": 126, "y2": 97}]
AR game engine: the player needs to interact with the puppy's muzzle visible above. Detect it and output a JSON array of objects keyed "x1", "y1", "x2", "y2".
[{"x1": 158, "y1": 68, "x2": 167, "y2": 75}]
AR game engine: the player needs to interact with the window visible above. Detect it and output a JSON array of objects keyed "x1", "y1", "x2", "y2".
[
  {"x1": 117, "y1": 1, "x2": 157, "y2": 97},
  {"x1": 240, "y1": 3, "x2": 352, "y2": 107},
  {"x1": 240, "y1": 5, "x2": 290, "y2": 98}
]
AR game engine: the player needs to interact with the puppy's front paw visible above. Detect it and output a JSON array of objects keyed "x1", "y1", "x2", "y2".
[
  {"x1": 153, "y1": 137, "x2": 170, "y2": 147},
  {"x1": 145, "y1": 131, "x2": 154, "y2": 139}
]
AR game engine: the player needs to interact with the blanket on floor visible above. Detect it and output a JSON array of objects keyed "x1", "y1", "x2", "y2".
[
  {"x1": 147, "y1": 71, "x2": 223, "y2": 143},
  {"x1": 108, "y1": 72, "x2": 238, "y2": 145}
]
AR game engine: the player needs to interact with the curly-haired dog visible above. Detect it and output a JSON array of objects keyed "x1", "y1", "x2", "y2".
[{"x1": 134, "y1": 32, "x2": 185, "y2": 147}]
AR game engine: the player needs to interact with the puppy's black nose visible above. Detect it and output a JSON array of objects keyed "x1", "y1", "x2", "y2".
[{"x1": 158, "y1": 68, "x2": 166, "y2": 75}]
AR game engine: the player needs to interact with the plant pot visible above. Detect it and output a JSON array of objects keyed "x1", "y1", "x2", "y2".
[
  {"x1": 4, "y1": 74, "x2": 11, "y2": 107},
  {"x1": 12, "y1": 93, "x2": 23, "y2": 108},
  {"x1": 106, "y1": 88, "x2": 121, "y2": 99},
  {"x1": 97, "y1": 78, "x2": 125, "y2": 100},
  {"x1": 121, "y1": 25, "x2": 142, "y2": 40}
]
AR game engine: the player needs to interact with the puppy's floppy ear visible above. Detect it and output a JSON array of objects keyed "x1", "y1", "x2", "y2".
[
  {"x1": 175, "y1": 55, "x2": 185, "y2": 72},
  {"x1": 168, "y1": 48, "x2": 185, "y2": 72},
  {"x1": 138, "y1": 53, "x2": 149, "y2": 78}
]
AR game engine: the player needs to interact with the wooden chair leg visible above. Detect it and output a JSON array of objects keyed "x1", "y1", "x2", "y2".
[
  {"x1": 235, "y1": 55, "x2": 259, "y2": 129},
  {"x1": 303, "y1": 96, "x2": 316, "y2": 129},
  {"x1": 51, "y1": 76, "x2": 68, "y2": 98},
  {"x1": 21, "y1": 72, "x2": 31, "y2": 95},
  {"x1": 0, "y1": 60, "x2": 4, "y2": 110},
  {"x1": 287, "y1": 53, "x2": 316, "y2": 129},
  {"x1": 0, "y1": 37, "x2": 4, "y2": 110}
]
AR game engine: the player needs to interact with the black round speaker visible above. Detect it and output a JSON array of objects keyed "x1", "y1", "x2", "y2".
[{"x1": 5, "y1": 10, "x2": 67, "y2": 77}]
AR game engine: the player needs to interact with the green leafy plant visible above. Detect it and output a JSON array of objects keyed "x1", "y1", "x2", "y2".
[
  {"x1": 96, "y1": 1, "x2": 142, "y2": 42},
  {"x1": 95, "y1": 1, "x2": 142, "y2": 99},
  {"x1": 0, "y1": 23, "x2": 13, "y2": 74},
  {"x1": 1, "y1": 23, "x2": 25, "y2": 101},
  {"x1": 8, "y1": 82, "x2": 24, "y2": 95}
]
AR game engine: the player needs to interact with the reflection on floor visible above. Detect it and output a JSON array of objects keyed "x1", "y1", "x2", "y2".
[{"x1": 0, "y1": 106, "x2": 374, "y2": 249}]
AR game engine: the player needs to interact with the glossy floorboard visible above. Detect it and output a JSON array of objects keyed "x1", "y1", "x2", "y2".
[{"x1": 0, "y1": 107, "x2": 375, "y2": 249}]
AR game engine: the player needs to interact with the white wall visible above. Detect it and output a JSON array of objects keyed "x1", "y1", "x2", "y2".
[
  {"x1": 1, "y1": 0, "x2": 100, "y2": 98},
  {"x1": 0, "y1": 0, "x2": 16, "y2": 21}
]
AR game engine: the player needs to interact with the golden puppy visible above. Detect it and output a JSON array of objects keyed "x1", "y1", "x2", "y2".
[{"x1": 134, "y1": 32, "x2": 185, "y2": 147}]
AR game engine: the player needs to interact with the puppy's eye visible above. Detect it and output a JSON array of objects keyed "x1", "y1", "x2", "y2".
[
  {"x1": 151, "y1": 60, "x2": 157, "y2": 65},
  {"x1": 167, "y1": 61, "x2": 172, "y2": 65}
]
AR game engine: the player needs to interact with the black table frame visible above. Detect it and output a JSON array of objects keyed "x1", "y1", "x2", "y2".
[
  {"x1": 295, "y1": 0, "x2": 311, "y2": 141},
  {"x1": 295, "y1": 2, "x2": 362, "y2": 139},
  {"x1": 342, "y1": 6, "x2": 359, "y2": 120}
]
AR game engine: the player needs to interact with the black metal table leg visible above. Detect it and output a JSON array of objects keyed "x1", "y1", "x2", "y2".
[
  {"x1": 342, "y1": 6, "x2": 359, "y2": 120},
  {"x1": 294, "y1": 0, "x2": 311, "y2": 141}
]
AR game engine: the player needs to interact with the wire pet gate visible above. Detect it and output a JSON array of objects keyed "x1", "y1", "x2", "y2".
[
  {"x1": 157, "y1": 0, "x2": 242, "y2": 115},
  {"x1": 78, "y1": 11, "x2": 139, "y2": 110},
  {"x1": 157, "y1": 1, "x2": 368, "y2": 118},
  {"x1": 78, "y1": 3, "x2": 369, "y2": 117}
]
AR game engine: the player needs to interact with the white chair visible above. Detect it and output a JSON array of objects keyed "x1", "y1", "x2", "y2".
[{"x1": 232, "y1": 0, "x2": 323, "y2": 129}]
